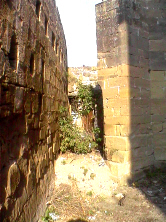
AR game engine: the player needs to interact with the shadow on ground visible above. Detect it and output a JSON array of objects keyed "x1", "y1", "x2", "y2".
[{"x1": 136, "y1": 168, "x2": 166, "y2": 215}]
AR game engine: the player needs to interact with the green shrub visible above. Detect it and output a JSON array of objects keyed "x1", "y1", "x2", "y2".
[
  {"x1": 86, "y1": 191, "x2": 93, "y2": 197},
  {"x1": 77, "y1": 82, "x2": 94, "y2": 116},
  {"x1": 41, "y1": 206, "x2": 56, "y2": 222},
  {"x1": 59, "y1": 82, "x2": 101, "y2": 154},
  {"x1": 93, "y1": 127, "x2": 101, "y2": 143},
  {"x1": 59, "y1": 106, "x2": 93, "y2": 154}
]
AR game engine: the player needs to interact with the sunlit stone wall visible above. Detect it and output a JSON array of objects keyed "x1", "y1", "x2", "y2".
[{"x1": 96, "y1": 0, "x2": 166, "y2": 184}]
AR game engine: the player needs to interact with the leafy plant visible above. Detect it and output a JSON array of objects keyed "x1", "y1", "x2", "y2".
[
  {"x1": 86, "y1": 191, "x2": 93, "y2": 197},
  {"x1": 89, "y1": 209, "x2": 95, "y2": 216},
  {"x1": 41, "y1": 206, "x2": 56, "y2": 222},
  {"x1": 65, "y1": 71, "x2": 69, "y2": 79},
  {"x1": 61, "y1": 160, "x2": 66, "y2": 165},
  {"x1": 68, "y1": 174, "x2": 76, "y2": 181},
  {"x1": 59, "y1": 106, "x2": 92, "y2": 154},
  {"x1": 77, "y1": 82, "x2": 94, "y2": 116},
  {"x1": 93, "y1": 127, "x2": 101, "y2": 143},
  {"x1": 90, "y1": 173, "x2": 96, "y2": 180},
  {"x1": 83, "y1": 168, "x2": 88, "y2": 176},
  {"x1": 59, "y1": 82, "x2": 102, "y2": 154}
]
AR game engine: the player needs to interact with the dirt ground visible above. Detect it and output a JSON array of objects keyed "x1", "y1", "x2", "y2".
[{"x1": 42, "y1": 151, "x2": 166, "y2": 222}]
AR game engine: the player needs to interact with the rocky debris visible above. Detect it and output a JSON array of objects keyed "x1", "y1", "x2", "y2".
[{"x1": 118, "y1": 194, "x2": 126, "y2": 206}]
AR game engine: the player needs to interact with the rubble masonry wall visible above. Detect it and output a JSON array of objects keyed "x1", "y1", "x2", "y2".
[{"x1": 0, "y1": 0, "x2": 68, "y2": 221}]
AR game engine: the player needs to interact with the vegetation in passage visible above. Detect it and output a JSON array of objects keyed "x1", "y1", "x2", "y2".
[{"x1": 59, "y1": 83, "x2": 101, "y2": 154}]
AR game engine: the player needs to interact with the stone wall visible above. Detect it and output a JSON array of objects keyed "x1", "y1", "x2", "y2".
[
  {"x1": 0, "y1": 0, "x2": 68, "y2": 221},
  {"x1": 96, "y1": 0, "x2": 166, "y2": 184},
  {"x1": 148, "y1": 1, "x2": 166, "y2": 166}
]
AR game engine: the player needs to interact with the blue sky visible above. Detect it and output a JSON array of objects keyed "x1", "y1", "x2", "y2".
[{"x1": 55, "y1": 0, "x2": 101, "y2": 67}]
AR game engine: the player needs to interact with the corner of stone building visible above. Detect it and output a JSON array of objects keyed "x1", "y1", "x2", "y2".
[{"x1": 96, "y1": 0, "x2": 166, "y2": 184}]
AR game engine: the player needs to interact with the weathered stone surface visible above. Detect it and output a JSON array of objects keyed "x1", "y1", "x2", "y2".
[
  {"x1": 107, "y1": 161, "x2": 130, "y2": 178},
  {"x1": 0, "y1": 0, "x2": 68, "y2": 221},
  {"x1": 105, "y1": 136, "x2": 130, "y2": 151},
  {"x1": 149, "y1": 40, "x2": 166, "y2": 52},
  {"x1": 154, "y1": 147, "x2": 166, "y2": 161},
  {"x1": 96, "y1": 0, "x2": 166, "y2": 184},
  {"x1": 132, "y1": 155, "x2": 154, "y2": 172},
  {"x1": 112, "y1": 150, "x2": 130, "y2": 163},
  {"x1": 6, "y1": 162, "x2": 20, "y2": 197}
]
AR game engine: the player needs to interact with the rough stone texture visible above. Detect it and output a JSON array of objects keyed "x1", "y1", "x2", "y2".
[
  {"x1": 96, "y1": 0, "x2": 166, "y2": 184},
  {"x1": 0, "y1": 0, "x2": 68, "y2": 221},
  {"x1": 6, "y1": 162, "x2": 21, "y2": 198}
]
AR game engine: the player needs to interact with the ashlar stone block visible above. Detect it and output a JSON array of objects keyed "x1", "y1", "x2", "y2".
[
  {"x1": 154, "y1": 147, "x2": 166, "y2": 161},
  {"x1": 112, "y1": 150, "x2": 130, "y2": 163}
]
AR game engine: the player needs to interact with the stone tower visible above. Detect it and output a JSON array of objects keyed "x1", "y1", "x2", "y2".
[{"x1": 96, "y1": 0, "x2": 166, "y2": 184}]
